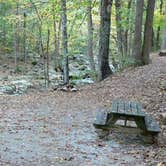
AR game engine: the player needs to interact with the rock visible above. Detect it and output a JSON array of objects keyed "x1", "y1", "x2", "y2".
[
  {"x1": 70, "y1": 87, "x2": 79, "y2": 92},
  {"x1": 0, "y1": 85, "x2": 16, "y2": 95},
  {"x1": 9, "y1": 69, "x2": 16, "y2": 75},
  {"x1": 2, "y1": 64, "x2": 8, "y2": 68},
  {"x1": 159, "y1": 50, "x2": 166, "y2": 56},
  {"x1": 0, "y1": 76, "x2": 8, "y2": 81},
  {"x1": 71, "y1": 78, "x2": 94, "y2": 85},
  {"x1": 61, "y1": 87, "x2": 68, "y2": 92},
  {"x1": 158, "y1": 132, "x2": 166, "y2": 147},
  {"x1": 159, "y1": 113, "x2": 166, "y2": 125},
  {"x1": 158, "y1": 125, "x2": 166, "y2": 146}
]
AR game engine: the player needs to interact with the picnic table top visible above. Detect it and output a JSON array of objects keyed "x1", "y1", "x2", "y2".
[{"x1": 108, "y1": 100, "x2": 145, "y2": 117}]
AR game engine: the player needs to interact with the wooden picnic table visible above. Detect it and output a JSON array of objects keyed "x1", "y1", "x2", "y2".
[{"x1": 93, "y1": 100, "x2": 160, "y2": 135}]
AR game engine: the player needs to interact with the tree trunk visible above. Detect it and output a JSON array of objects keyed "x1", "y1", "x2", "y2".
[
  {"x1": 98, "y1": 0, "x2": 113, "y2": 81},
  {"x1": 123, "y1": 0, "x2": 132, "y2": 56},
  {"x1": 132, "y1": 0, "x2": 144, "y2": 65},
  {"x1": 87, "y1": 0, "x2": 96, "y2": 72},
  {"x1": 15, "y1": 2, "x2": 19, "y2": 68},
  {"x1": 46, "y1": 29, "x2": 50, "y2": 88},
  {"x1": 156, "y1": 0, "x2": 163, "y2": 49},
  {"x1": 23, "y1": 12, "x2": 27, "y2": 63},
  {"x1": 127, "y1": 0, "x2": 136, "y2": 57},
  {"x1": 161, "y1": 28, "x2": 166, "y2": 50},
  {"x1": 53, "y1": 5, "x2": 59, "y2": 70},
  {"x1": 115, "y1": 0, "x2": 123, "y2": 56},
  {"x1": 142, "y1": 0, "x2": 155, "y2": 65},
  {"x1": 161, "y1": 5, "x2": 166, "y2": 50},
  {"x1": 2, "y1": 22, "x2": 6, "y2": 47},
  {"x1": 61, "y1": 0, "x2": 69, "y2": 84}
]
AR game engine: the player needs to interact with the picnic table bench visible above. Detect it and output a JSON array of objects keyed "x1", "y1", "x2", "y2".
[{"x1": 93, "y1": 100, "x2": 160, "y2": 136}]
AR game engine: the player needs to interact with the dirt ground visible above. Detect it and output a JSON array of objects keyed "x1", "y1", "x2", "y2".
[{"x1": 0, "y1": 54, "x2": 166, "y2": 166}]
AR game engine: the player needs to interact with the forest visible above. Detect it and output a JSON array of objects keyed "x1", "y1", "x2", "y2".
[
  {"x1": 0, "y1": 0, "x2": 166, "y2": 165},
  {"x1": 0, "y1": 0, "x2": 165, "y2": 84}
]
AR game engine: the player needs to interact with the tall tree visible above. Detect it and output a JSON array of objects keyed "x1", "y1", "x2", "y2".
[
  {"x1": 156, "y1": 0, "x2": 163, "y2": 49},
  {"x1": 161, "y1": 5, "x2": 166, "y2": 50},
  {"x1": 23, "y1": 12, "x2": 27, "y2": 63},
  {"x1": 132, "y1": 0, "x2": 144, "y2": 65},
  {"x1": 142, "y1": 0, "x2": 156, "y2": 65},
  {"x1": 15, "y1": 2, "x2": 19, "y2": 68},
  {"x1": 52, "y1": 3, "x2": 61, "y2": 71},
  {"x1": 87, "y1": 0, "x2": 96, "y2": 72},
  {"x1": 115, "y1": 0, "x2": 123, "y2": 56},
  {"x1": 123, "y1": 0, "x2": 132, "y2": 57},
  {"x1": 98, "y1": 0, "x2": 113, "y2": 81},
  {"x1": 61, "y1": 0, "x2": 69, "y2": 84}
]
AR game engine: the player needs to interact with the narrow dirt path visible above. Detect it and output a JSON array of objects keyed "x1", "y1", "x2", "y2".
[{"x1": 0, "y1": 54, "x2": 166, "y2": 165}]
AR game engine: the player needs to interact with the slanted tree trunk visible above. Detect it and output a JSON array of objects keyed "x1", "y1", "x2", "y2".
[
  {"x1": 142, "y1": 0, "x2": 156, "y2": 65},
  {"x1": 87, "y1": 0, "x2": 96, "y2": 72},
  {"x1": 61, "y1": 0, "x2": 69, "y2": 84},
  {"x1": 132, "y1": 0, "x2": 144, "y2": 65},
  {"x1": 98, "y1": 0, "x2": 113, "y2": 81}
]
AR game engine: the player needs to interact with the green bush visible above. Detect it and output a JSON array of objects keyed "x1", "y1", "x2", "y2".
[
  {"x1": 117, "y1": 56, "x2": 136, "y2": 71},
  {"x1": 15, "y1": 66, "x2": 23, "y2": 73}
]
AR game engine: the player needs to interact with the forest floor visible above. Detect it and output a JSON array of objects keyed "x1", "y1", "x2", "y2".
[{"x1": 0, "y1": 53, "x2": 166, "y2": 166}]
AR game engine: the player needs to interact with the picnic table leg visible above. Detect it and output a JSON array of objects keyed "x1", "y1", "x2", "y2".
[
  {"x1": 124, "y1": 118, "x2": 127, "y2": 126},
  {"x1": 107, "y1": 113, "x2": 119, "y2": 126},
  {"x1": 134, "y1": 117, "x2": 146, "y2": 131}
]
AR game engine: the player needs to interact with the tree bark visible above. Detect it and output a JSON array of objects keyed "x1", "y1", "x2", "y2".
[
  {"x1": 161, "y1": 5, "x2": 166, "y2": 50},
  {"x1": 46, "y1": 29, "x2": 50, "y2": 87},
  {"x1": 52, "y1": 4, "x2": 60, "y2": 71},
  {"x1": 142, "y1": 0, "x2": 155, "y2": 65},
  {"x1": 61, "y1": 0, "x2": 69, "y2": 84},
  {"x1": 132, "y1": 0, "x2": 144, "y2": 65},
  {"x1": 87, "y1": 0, "x2": 96, "y2": 72},
  {"x1": 2, "y1": 22, "x2": 6, "y2": 47},
  {"x1": 127, "y1": 0, "x2": 136, "y2": 57},
  {"x1": 98, "y1": 0, "x2": 113, "y2": 81},
  {"x1": 161, "y1": 29, "x2": 166, "y2": 50},
  {"x1": 23, "y1": 12, "x2": 27, "y2": 63},
  {"x1": 156, "y1": 0, "x2": 163, "y2": 49},
  {"x1": 115, "y1": 0, "x2": 123, "y2": 56},
  {"x1": 15, "y1": 2, "x2": 19, "y2": 68},
  {"x1": 123, "y1": 0, "x2": 132, "y2": 57}
]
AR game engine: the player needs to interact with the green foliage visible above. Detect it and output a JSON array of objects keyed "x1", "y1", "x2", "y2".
[
  {"x1": 0, "y1": 0, "x2": 165, "y2": 78},
  {"x1": 15, "y1": 66, "x2": 24, "y2": 73},
  {"x1": 117, "y1": 56, "x2": 136, "y2": 70},
  {"x1": 0, "y1": 46, "x2": 12, "y2": 53},
  {"x1": 153, "y1": 9, "x2": 166, "y2": 30}
]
